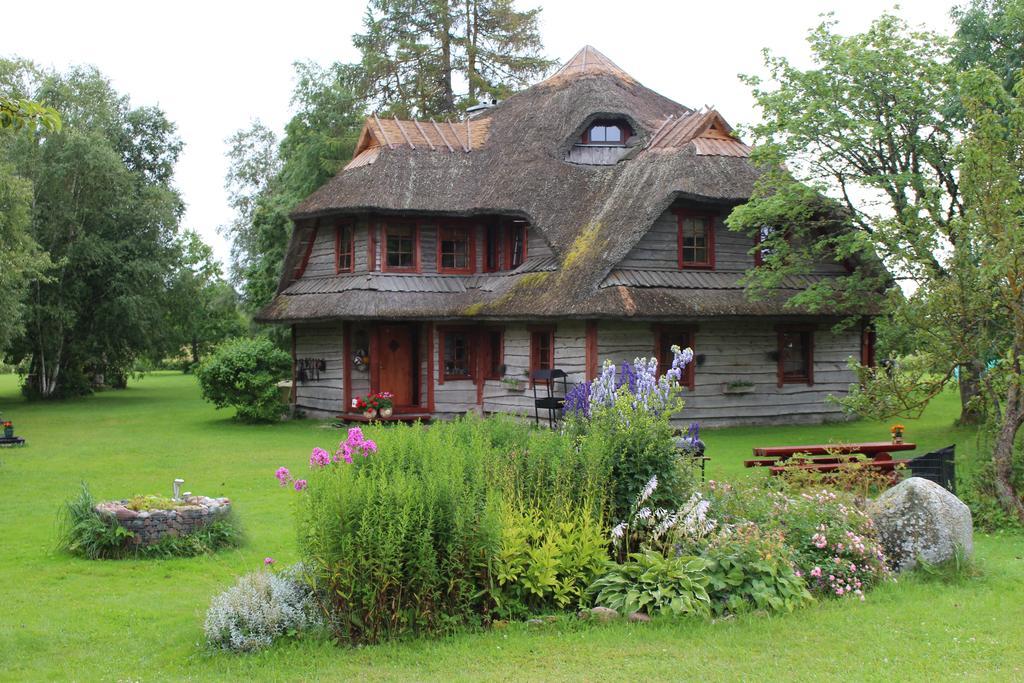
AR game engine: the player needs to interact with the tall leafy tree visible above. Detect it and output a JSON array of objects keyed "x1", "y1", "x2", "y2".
[
  {"x1": 163, "y1": 230, "x2": 247, "y2": 367},
  {"x1": 0, "y1": 61, "x2": 184, "y2": 397},
  {"x1": 953, "y1": 65, "x2": 1024, "y2": 520},
  {"x1": 222, "y1": 62, "x2": 365, "y2": 316},
  {"x1": 727, "y1": 14, "x2": 994, "y2": 424},
  {"x1": 353, "y1": 0, "x2": 554, "y2": 117}
]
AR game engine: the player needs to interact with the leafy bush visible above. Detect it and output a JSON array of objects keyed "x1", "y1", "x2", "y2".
[
  {"x1": 195, "y1": 337, "x2": 290, "y2": 422},
  {"x1": 57, "y1": 483, "x2": 134, "y2": 559},
  {"x1": 292, "y1": 419, "x2": 618, "y2": 643},
  {"x1": 701, "y1": 523, "x2": 813, "y2": 615},
  {"x1": 706, "y1": 482, "x2": 890, "y2": 599},
  {"x1": 570, "y1": 350, "x2": 698, "y2": 522},
  {"x1": 205, "y1": 564, "x2": 323, "y2": 652},
  {"x1": 489, "y1": 503, "x2": 609, "y2": 618},
  {"x1": 587, "y1": 551, "x2": 710, "y2": 617}
]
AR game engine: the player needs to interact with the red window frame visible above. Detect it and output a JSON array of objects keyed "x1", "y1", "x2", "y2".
[
  {"x1": 381, "y1": 221, "x2": 420, "y2": 273},
  {"x1": 581, "y1": 119, "x2": 634, "y2": 145},
  {"x1": 754, "y1": 225, "x2": 772, "y2": 267},
  {"x1": 653, "y1": 325, "x2": 696, "y2": 390},
  {"x1": 437, "y1": 224, "x2": 476, "y2": 274},
  {"x1": 505, "y1": 222, "x2": 528, "y2": 270},
  {"x1": 529, "y1": 327, "x2": 555, "y2": 386},
  {"x1": 481, "y1": 328, "x2": 504, "y2": 380},
  {"x1": 438, "y1": 327, "x2": 475, "y2": 382},
  {"x1": 484, "y1": 224, "x2": 502, "y2": 273},
  {"x1": 861, "y1": 324, "x2": 877, "y2": 368},
  {"x1": 676, "y1": 211, "x2": 716, "y2": 270},
  {"x1": 335, "y1": 222, "x2": 354, "y2": 273},
  {"x1": 777, "y1": 327, "x2": 814, "y2": 387}
]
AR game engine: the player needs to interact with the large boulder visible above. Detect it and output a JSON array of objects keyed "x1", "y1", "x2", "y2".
[{"x1": 868, "y1": 477, "x2": 973, "y2": 572}]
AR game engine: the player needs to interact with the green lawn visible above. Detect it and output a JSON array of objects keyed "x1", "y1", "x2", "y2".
[{"x1": 0, "y1": 372, "x2": 1020, "y2": 682}]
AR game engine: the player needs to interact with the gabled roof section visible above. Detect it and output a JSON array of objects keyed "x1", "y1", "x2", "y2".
[
  {"x1": 345, "y1": 115, "x2": 492, "y2": 170},
  {"x1": 544, "y1": 45, "x2": 637, "y2": 85},
  {"x1": 646, "y1": 109, "x2": 750, "y2": 158}
]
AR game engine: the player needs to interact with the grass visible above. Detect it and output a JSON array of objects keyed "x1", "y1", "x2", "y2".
[{"x1": 0, "y1": 372, "x2": 1021, "y2": 681}]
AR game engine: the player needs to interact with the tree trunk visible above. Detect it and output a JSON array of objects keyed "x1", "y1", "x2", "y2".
[
  {"x1": 991, "y1": 395, "x2": 1024, "y2": 523},
  {"x1": 958, "y1": 360, "x2": 985, "y2": 424},
  {"x1": 191, "y1": 337, "x2": 200, "y2": 366},
  {"x1": 465, "y1": 0, "x2": 477, "y2": 102},
  {"x1": 439, "y1": 1, "x2": 455, "y2": 112}
]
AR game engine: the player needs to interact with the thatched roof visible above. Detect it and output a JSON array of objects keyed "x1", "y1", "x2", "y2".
[{"x1": 259, "y1": 46, "x2": 848, "y2": 323}]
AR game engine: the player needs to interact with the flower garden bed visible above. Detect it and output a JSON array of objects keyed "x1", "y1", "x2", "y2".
[{"x1": 96, "y1": 495, "x2": 231, "y2": 547}]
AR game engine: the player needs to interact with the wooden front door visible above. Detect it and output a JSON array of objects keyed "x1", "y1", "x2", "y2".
[{"x1": 376, "y1": 324, "x2": 418, "y2": 409}]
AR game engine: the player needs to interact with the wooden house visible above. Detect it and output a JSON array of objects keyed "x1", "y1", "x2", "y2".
[{"x1": 257, "y1": 46, "x2": 877, "y2": 426}]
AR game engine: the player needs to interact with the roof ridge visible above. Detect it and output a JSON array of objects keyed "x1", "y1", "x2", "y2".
[{"x1": 545, "y1": 45, "x2": 635, "y2": 84}]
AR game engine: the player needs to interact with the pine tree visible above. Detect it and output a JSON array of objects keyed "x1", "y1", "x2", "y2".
[{"x1": 352, "y1": 0, "x2": 554, "y2": 118}]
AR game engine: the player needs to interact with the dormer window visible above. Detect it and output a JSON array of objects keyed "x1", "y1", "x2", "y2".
[
  {"x1": 676, "y1": 211, "x2": 715, "y2": 269},
  {"x1": 581, "y1": 119, "x2": 633, "y2": 146}
]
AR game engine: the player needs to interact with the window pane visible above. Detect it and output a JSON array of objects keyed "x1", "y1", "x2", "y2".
[
  {"x1": 444, "y1": 333, "x2": 471, "y2": 377},
  {"x1": 440, "y1": 228, "x2": 470, "y2": 270},
  {"x1": 510, "y1": 225, "x2": 525, "y2": 268},
  {"x1": 485, "y1": 225, "x2": 501, "y2": 271},
  {"x1": 781, "y1": 332, "x2": 807, "y2": 378},
  {"x1": 339, "y1": 226, "x2": 352, "y2": 270},
  {"x1": 590, "y1": 125, "x2": 606, "y2": 142},
  {"x1": 488, "y1": 331, "x2": 502, "y2": 377},
  {"x1": 386, "y1": 225, "x2": 414, "y2": 268},
  {"x1": 605, "y1": 125, "x2": 622, "y2": 142},
  {"x1": 681, "y1": 218, "x2": 709, "y2": 265}
]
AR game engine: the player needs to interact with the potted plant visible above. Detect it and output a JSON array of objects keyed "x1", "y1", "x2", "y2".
[
  {"x1": 352, "y1": 396, "x2": 376, "y2": 419},
  {"x1": 501, "y1": 377, "x2": 526, "y2": 392},
  {"x1": 2, "y1": 421, "x2": 12, "y2": 439},
  {"x1": 376, "y1": 392, "x2": 395, "y2": 418},
  {"x1": 890, "y1": 423, "x2": 905, "y2": 444},
  {"x1": 722, "y1": 380, "x2": 756, "y2": 395}
]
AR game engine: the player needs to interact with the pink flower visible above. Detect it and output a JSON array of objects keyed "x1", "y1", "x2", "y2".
[
  {"x1": 361, "y1": 438, "x2": 378, "y2": 454},
  {"x1": 275, "y1": 467, "x2": 291, "y2": 486},
  {"x1": 293, "y1": 479, "x2": 308, "y2": 491},
  {"x1": 347, "y1": 427, "x2": 364, "y2": 443},
  {"x1": 836, "y1": 587, "x2": 844, "y2": 596},
  {"x1": 812, "y1": 533, "x2": 828, "y2": 548},
  {"x1": 849, "y1": 563, "x2": 857, "y2": 572},
  {"x1": 264, "y1": 557, "x2": 275, "y2": 566},
  {"x1": 810, "y1": 567, "x2": 822, "y2": 578},
  {"x1": 310, "y1": 447, "x2": 331, "y2": 468}
]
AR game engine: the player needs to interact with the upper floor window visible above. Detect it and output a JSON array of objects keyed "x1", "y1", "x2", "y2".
[
  {"x1": 506, "y1": 222, "x2": 527, "y2": 270},
  {"x1": 335, "y1": 224, "x2": 354, "y2": 273},
  {"x1": 438, "y1": 225, "x2": 474, "y2": 274},
  {"x1": 484, "y1": 224, "x2": 502, "y2": 272},
  {"x1": 581, "y1": 119, "x2": 633, "y2": 146},
  {"x1": 384, "y1": 223, "x2": 418, "y2": 271},
  {"x1": 754, "y1": 225, "x2": 776, "y2": 267},
  {"x1": 676, "y1": 212, "x2": 715, "y2": 269},
  {"x1": 778, "y1": 328, "x2": 814, "y2": 386}
]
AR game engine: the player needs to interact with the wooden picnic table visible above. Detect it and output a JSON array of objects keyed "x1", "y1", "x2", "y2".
[{"x1": 744, "y1": 442, "x2": 917, "y2": 483}]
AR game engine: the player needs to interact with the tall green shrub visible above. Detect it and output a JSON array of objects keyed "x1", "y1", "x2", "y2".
[
  {"x1": 195, "y1": 337, "x2": 290, "y2": 422},
  {"x1": 294, "y1": 417, "x2": 614, "y2": 643}
]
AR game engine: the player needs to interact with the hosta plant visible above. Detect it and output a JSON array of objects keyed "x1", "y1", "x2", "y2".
[{"x1": 587, "y1": 550, "x2": 711, "y2": 617}]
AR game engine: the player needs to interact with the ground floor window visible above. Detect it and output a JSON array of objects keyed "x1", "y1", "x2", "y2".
[
  {"x1": 778, "y1": 328, "x2": 814, "y2": 386},
  {"x1": 529, "y1": 328, "x2": 554, "y2": 384},
  {"x1": 654, "y1": 326, "x2": 696, "y2": 389},
  {"x1": 861, "y1": 324, "x2": 876, "y2": 368},
  {"x1": 442, "y1": 329, "x2": 473, "y2": 380}
]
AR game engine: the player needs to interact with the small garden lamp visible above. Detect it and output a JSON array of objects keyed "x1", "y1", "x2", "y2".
[{"x1": 173, "y1": 478, "x2": 185, "y2": 501}]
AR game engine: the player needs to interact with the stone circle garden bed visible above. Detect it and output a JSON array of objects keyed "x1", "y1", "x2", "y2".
[{"x1": 95, "y1": 495, "x2": 232, "y2": 547}]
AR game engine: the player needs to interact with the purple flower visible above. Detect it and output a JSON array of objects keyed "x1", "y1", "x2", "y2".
[
  {"x1": 293, "y1": 479, "x2": 308, "y2": 491},
  {"x1": 275, "y1": 467, "x2": 291, "y2": 486},
  {"x1": 347, "y1": 427, "x2": 364, "y2": 444},
  {"x1": 264, "y1": 557, "x2": 275, "y2": 566},
  {"x1": 310, "y1": 447, "x2": 331, "y2": 468}
]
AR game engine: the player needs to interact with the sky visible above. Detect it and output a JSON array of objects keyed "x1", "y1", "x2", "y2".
[{"x1": 4, "y1": 0, "x2": 958, "y2": 267}]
